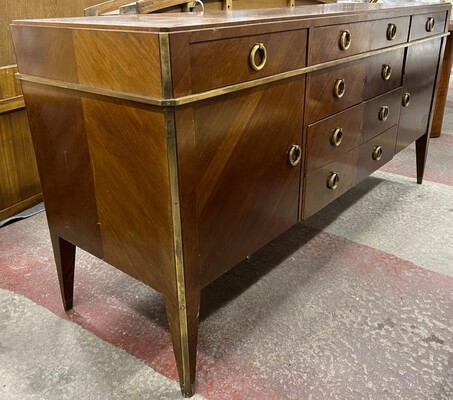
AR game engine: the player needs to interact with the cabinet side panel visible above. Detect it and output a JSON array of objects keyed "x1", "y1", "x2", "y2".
[
  {"x1": 82, "y1": 97, "x2": 175, "y2": 294},
  {"x1": 20, "y1": 82, "x2": 103, "y2": 257},
  {"x1": 396, "y1": 39, "x2": 442, "y2": 153}
]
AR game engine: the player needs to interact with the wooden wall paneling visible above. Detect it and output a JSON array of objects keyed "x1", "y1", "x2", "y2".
[
  {"x1": 2, "y1": 0, "x2": 102, "y2": 66},
  {"x1": 0, "y1": 65, "x2": 24, "y2": 114},
  {"x1": 0, "y1": 109, "x2": 41, "y2": 220}
]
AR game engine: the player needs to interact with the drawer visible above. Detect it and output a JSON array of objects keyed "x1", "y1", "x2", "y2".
[
  {"x1": 306, "y1": 60, "x2": 366, "y2": 123},
  {"x1": 303, "y1": 147, "x2": 359, "y2": 219},
  {"x1": 310, "y1": 17, "x2": 410, "y2": 64},
  {"x1": 363, "y1": 87, "x2": 403, "y2": 142},
  {"x1": 190, "y1": 29, "x2": 307, "y2": 93},
  {"x1": 357, "y1": 125, "x2": 398, "y2": 183},
  {"x1": 305, "y1": 102, "x2": 364, "y2": 174},
  {"x1": 410, "y1": 11, "x2": 448, "y2": 41},
  {"x1": 363, "y1": 48, "x2": 404, "y2": 100}
]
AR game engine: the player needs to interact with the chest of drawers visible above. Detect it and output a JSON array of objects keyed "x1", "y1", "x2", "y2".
[{"x1": 11, "y1": 2, "x2": 450, "y2": 396}]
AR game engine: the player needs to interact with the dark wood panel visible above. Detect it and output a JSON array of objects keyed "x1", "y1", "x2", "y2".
[
  {"x1": 82, "y1": 97, "x2": 175, "y2": 294},
  {"x1": 363, "y1": 48, "x2": 404, "y2": 100},
  {"x1": 20, "y1": 82, "x2": 103, "y2": 257},
  {"x1": 410, "y1": 10, "x2": 448, "y2": 41},
  {"x1": 396, "y1": 39, "x2": 442, "y2": 153},
  {"x1": 190, "y1": 29, "x2": 307, "y2": 94},
  {"x1": 306, "y1": 59, "x2": 365, "y2": 123},
  {"x1": 357, "y1": 125, "x2": 397, "y2": 182},
  {"x1": 431, "y1": 23, "x2": 453, "y2": 137},
  {"x1": 194, "y1": 78, "x2": 305, "y2": 286}
]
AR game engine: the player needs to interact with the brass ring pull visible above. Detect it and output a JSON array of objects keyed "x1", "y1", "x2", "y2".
[
  {"x1": 426, "y1": 17, "x2": 435, "y2": 32},
  {"x1": 288, "y1": 144, "x2": 302, "y2": 167},
  {"x1": 249, "y1": 43, "x2": 267, "y2": 71},
  {"x1": 381, "y1": 64, "x2": 392, "y2": 81},
  {"x1": 387, "y1": 23, "x2": 397, "y2": 41},
  {"x1": 372, "y1": 145, "x2": 383, "y2": 161},
  {"x1": 334, "y1": 79, "x2": 346, "y2": 99},
  {"x1": 331, "y1": 128, "x2": 343, "y2": 147},
  {"x1": 378, "y1": 105, "x2": 389, "y2": 122},
  {"x1": 339, "y1": 30, "x2": 351, "y2": 51},
  {"x1": 402, "y1": 92, "x2": 411, "y2": 107},
  {"x1": 327, "y1": 172, "x2": 340, "y2": 190}
]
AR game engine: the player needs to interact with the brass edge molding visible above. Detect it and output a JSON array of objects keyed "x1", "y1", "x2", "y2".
[
  {"x1": 16, "y1": 32, "x2": 449, "y2": 107},
  {"x1": 159, "y1": 33, "x2": 173, "y2": 99},
  {"x1": 159, "y1": 33, "x2": 192, "y2": 396},
  {"x1": 16, "y1": 74, "x2": 165, "y2": 106}
]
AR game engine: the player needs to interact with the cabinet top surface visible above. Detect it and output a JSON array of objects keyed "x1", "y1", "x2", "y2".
[{"x1": 11, "y1": 2, "x2": 451, "y2": 32}]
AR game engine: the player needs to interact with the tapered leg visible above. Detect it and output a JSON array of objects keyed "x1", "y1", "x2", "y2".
[
  {"x1": 50, "y1": 234, "x2": 76, "y2": 311},
  {"x1": 165, "y1": 288, "x2": 201, "y2": 397},
  {"x1": 416, "y1": 132, "x2": 430, "y2": 184}
]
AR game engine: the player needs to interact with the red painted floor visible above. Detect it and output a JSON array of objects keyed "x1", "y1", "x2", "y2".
[{"x1": 1, "y1": 214, "x2": 452, "y2": 399}]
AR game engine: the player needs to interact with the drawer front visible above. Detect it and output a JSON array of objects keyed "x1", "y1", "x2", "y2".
[
  {"x1": 369, "y1": 17, "x2": 410, "y2": 51},
  {"x1": 303, "y1": 147, "x2": 359, "y2": 219},
  {"x1": 306, "y1": 60, "x2": 365, "y2": 123},
  {"x1": 363, "y1": 87, "x2": 403, "y2": 142},
  {"x1": 306, "y1": 102, "x2": 364, "y2": 174},
  {"x1": 357, "y1": 125, "x2": 398, "y2": 183},
  {"x1": 364, "y1": 48, "x2": 404, "y2": 100},
  {"x1": 310, "y1": 17, "x2": 409, "y2": 64},
  {"x1": 190, "y1": 29, "x2": 307, "y2": 93},
  {"x1": 410, "y1": 11, "x2": 448, "y2": 41}
]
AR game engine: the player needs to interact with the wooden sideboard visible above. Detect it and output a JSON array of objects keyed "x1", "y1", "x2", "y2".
[{"x1": 11, "y1": 2, "x2": 450, "y2": 396}]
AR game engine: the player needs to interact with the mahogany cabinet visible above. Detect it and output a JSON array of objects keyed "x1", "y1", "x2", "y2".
[{"x1": 11, "y1": 2, "x2": 450, "y2": 396}]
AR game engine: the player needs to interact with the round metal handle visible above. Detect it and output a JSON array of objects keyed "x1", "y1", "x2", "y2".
[
  {"x1": 249, "y1": 43, "x2": 267, "y2": 71},
  {"x1": 426, "y1": 17, "x2": 435, "y2": 32},
  {"x1": 288, "y1": 144, "x2": 302, "y2": 167},
  {"x1": 334, "y1": 79, "x2": 346, "y2": 99},
  {"x1": 339, "y1": 30, "x2": 351, "y2": 51},
  {"x1": 381, "y1": 64, "x2": 392, "y2": 81},
  {"x1": 378, "y1": 106, "x2": 389, "y2": 122},
  {"x1": 387, "y1": 23, "x2": 397, "y2": 41},
  {"x1": 402, "y1": 92, "x2": 411, "y2": 107},
  {"x1": 372, "y1": 145, "x2": 383, "y2": 161},
  {"x1": 331, "y1": 128, "x2": 343, "y2": 147},
  {"x1": 327, "y1": 172, "x2": 340, "y2": 190}
]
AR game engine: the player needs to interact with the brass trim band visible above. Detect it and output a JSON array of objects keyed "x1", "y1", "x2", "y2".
[
  {"x1": 159, "y1": 33, "x2": 193, "y2": 396},
  {"x1": 16, "y1": 32, "x2": 448, "y2": 107}
]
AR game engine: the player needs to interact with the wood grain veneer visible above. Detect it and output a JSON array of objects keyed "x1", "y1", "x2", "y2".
[
  {"x1": 309, "y1": 16, "x2": 410, "y2": 64},
  {"x1": 11, "y1": 2, "x2": 450, "y2": 396}
]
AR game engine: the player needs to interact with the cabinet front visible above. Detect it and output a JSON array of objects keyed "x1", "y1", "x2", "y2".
[{"x1": 193, "y1": 78, "x2": 305, "y2": 285}]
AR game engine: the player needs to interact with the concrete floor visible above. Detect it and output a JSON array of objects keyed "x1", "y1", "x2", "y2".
[{"x1": 1, "y1": 80, "x2": 452, "y2": 399}]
